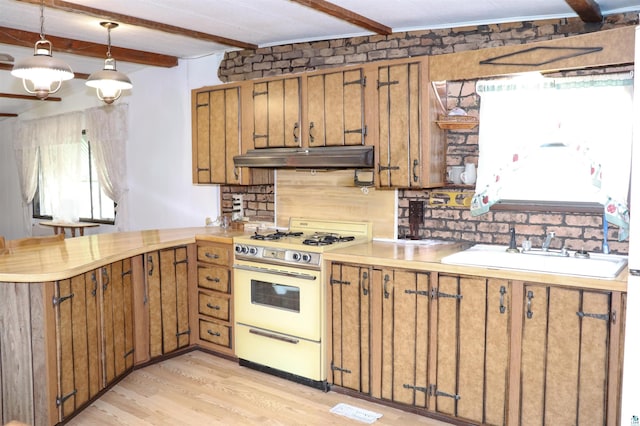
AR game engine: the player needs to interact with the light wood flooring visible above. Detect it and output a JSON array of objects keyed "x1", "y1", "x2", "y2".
[{"x1": 68, "y1": 350, "x2": 454, "y2": 425}]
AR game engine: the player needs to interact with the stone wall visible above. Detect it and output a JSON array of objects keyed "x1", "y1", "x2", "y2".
[{"x1": 219, "y1": 12, "x2": 638, "y2": 253}]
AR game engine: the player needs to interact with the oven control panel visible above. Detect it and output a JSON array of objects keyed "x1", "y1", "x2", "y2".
[{"x1": 235, "y1": 244, "x2": 321, "y2": 266}]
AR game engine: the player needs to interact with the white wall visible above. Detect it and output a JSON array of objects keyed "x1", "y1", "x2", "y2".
[{"x1": 0, "y1": 52, "x2": 225, "y2": 238}]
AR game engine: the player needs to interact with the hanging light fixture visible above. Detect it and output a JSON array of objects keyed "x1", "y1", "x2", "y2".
[
  {"x1": 11, "y1": 0, "x2": 74, "y2": 100},
  {"x1": 86, "y1": 22, "x2": 132, "y2": 104}
]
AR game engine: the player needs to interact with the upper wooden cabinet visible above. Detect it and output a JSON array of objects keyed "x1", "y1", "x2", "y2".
[
  {"x1": 371, "y1": 57, "x2": 446, "y2": 188},
  {"x1": 192, "y1": 85, "x2": 243, "y2": 185},
  {"x1": 306, "y1": 67, "x2": 366, "y2": 147},
  {"x1": 251, "y1": 77, "x2": 302, "y2": 149}
]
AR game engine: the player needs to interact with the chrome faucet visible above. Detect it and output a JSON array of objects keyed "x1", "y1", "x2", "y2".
[{"x1": 541, "y1": 231, "x2": 555, "y2": 251}]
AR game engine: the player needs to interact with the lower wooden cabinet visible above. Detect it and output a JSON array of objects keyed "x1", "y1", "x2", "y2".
[
  {"x1": 145, "y1": 247, "x2": 191, "y2": 359},
  {"x1": 54, "y1": 257, "x2": 136, "y2": 422},
  {"x1": 327, "y1": 262, "x2": 625, "y2": 426},
  {"x1": 192, "y1": 240, "x2": 234, "y2": 356}
]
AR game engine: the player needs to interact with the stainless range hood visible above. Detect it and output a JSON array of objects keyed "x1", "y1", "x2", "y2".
[{"x1": 233, "y1": 146, "x2": 374, "y2": 169}]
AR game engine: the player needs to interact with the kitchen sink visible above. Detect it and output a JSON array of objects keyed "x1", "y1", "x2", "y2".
[{"x1": 440, "y1": 244, "x2": 628, "y2": 279}]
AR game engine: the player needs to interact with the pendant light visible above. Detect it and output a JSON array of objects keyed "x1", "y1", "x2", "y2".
[
  {"x1": 11, "y1": 0, "x2": 74, "y2": 100},
  {"x1": 86, "y1": 22, "x2": 132, "y2": 104}
]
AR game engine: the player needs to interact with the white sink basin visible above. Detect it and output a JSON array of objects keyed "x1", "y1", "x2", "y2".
[{"x1": 441, "y1": 244, "x2": 628, "y2": 279}]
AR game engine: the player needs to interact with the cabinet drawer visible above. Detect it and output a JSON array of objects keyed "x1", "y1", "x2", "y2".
[
  {"x1": 199, "y1": 319, "x2": 231, "y2": 348},
  {"x1": 197, "y1": 245, "x2": 230, "y2": 266},
  {"x1": 197, "y1": 265, "x2": 230, "y2": 293},
  {"x1": 198, "y1": 292, "x2": 230, "y2": 321}
]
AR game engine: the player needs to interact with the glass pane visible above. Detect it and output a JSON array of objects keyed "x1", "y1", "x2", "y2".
[{"x1": 250, "y1": 279, "x2": 300, "y2": 312}]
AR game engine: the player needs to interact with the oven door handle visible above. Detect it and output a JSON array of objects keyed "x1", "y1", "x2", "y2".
[
  {"x1": 233, "y1": 264, "x2": 317, "y2": 281},
  {"x1": 249, "y1": 328, "x2": 300, "y2": 344}
]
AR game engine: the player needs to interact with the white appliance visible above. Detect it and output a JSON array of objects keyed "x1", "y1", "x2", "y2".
[
  {"x1": 620, "y1": 24, "x2": 640, "y2": 426},
  {"x1": 232, "y1": 218, "x2": 372, "y2": 390}
]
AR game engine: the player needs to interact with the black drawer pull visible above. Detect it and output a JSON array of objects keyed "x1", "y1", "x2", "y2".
[
  {"x1": 207, "y1": 329, "x2": 221, "y2": 337},
  {"x1": 205, "y1": 252, "x2": 219, "y2": 259},
  {"x1": 206, "y1": 303, "x2": 221, "y2": 310},
  {"x1": 206, "y1": 276, "x2": 221, "y2": 283}
]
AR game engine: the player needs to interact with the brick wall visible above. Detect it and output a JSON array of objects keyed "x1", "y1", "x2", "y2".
[
  {"x1": 218, "y1": 13, "x2": 637, "y2": 254},
  {"x1": 221, "y1": 185, "x2": 275, "y2": 222}
]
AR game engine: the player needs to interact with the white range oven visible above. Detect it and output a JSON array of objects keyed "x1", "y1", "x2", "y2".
[{"x1": 233, "y1": 218, "x2": 372, "y2": 390}]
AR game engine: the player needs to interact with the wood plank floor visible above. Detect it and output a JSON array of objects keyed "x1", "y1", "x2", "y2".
[{"x1": 68, "y1": 350, "x2": 454, "y2": 425}]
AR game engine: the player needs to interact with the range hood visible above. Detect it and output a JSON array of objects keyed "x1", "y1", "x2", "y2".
[{"x1": 233, "y1": 145, "x2": 374, "y2": 169}]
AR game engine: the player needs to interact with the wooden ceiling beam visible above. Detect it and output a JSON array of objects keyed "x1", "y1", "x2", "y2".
[
  {"x1": 17, "y1": 0, "x2": 258, "y2": 50},
  {"x1": 0, "y1": 92, "x2": 61, "y2": 102},
  {"x1": 0, "y1": 113, "x2": 19, "y2": 117},
  {"x1": 0, "y1": 26, "x2": 178, "y2": 68},
  {"x1": 565, "y1": 0, "x2": 603, "y2": 23},
  {"x1": 291, "y1": 0, "x2": 392, "y2": 35}
]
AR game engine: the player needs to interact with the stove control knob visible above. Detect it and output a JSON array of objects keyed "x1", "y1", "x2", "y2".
[
  {"x1": 235, "y1": 245, "x2": 244, "y2": 254},
  {"x1": 301, "y1": 253, "x2": 312, "y2": 263},
  {"x1": 248, "y1": 246, "x2": 258, "y2": 255},
  {"x1": 292, "y1": 252, "x2": 301, "y2": 261},
  {"x1": 236, "y1": 245, "x2": 249, "y2": 255}
]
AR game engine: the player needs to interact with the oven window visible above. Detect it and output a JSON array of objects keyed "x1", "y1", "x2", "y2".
[{"x1": 251, "y1": 280, "x2": 300, "y2": 312}]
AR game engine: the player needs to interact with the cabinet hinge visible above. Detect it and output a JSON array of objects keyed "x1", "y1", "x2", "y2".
[
  {"x1": 330, "y1": 279, "x2": 351, "y2": 285},
  {"x1": 344, "y1": 76, "x2": 366, "y2": 87},
  {"x1": 124, "y1": 348, "x2": 135, "y2": 358},
  {"x1": 576, "y1": 311, "x2": 610, "y2": 322},
  {"x1": 330, "y1": 361, "x2": 352, "y2": 374},
  {"x1": 174, "y1": 259, "x2": 188, "y2": 266},
  {"x1": 431, "y1": 288, "x2": 463, "y2": 300},
  {"x1": 176, "y1": 329, "x2": 191, "y2": 337},
  {"x1": 344, "y1": 126, "x2": 367, "y2": 136},
  {"x1": 56, "y1": 389, "x2": 77, "y2": 406},
  {"x1": 253, "y1": 133, "x2": 268, "y2": 140},
  {"x1": 403, "y1": 383, "x2": 428, "y2": 393},
  {"x1": 52, "y1": 293, "x2": 74, "y2": 306},
  {"x1": 252, "y1": 90, "x2": 268, "y2": 97},
  {"x1": 377, "y1": 80, "x2": 399, "y2": 88},
  {"x1": 429, "y1": 384, "x2": 461, "y2": 400},
  {"x1": 378, "y1": 164, "x2": 400, "y2": 172},
  {"x1": 404, "y1": 289, "x2": 429, "y2": 297},
  {"x1": 122, "y1": 269, "x2": 132, "y2": 277},
  {"x1": 196, "y1": 103, "x2": 209, "y2": 108}
]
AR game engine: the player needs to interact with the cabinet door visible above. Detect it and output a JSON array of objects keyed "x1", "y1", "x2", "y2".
[
  {"x1": 252, "y1": 77, "x2": 301, "y2": 148},
  {"x1": 329, "y1": 263, "x2": 371, "y2": 393},
  {"x1": 519, "y1": 285, "x2": 612, "y2": 426},
  {"x1": 433, "y1": 275, "x2": 510, "y2": 425},
  {"x1": 146, "y1": 247, "x2": 190, "y2": 359},
  {"x1": 306, "y1": 68, "x2": 366, "y2": 147},
  {"x1": 193, "y1": 87, "x2": 242, "y2": 184},
  {"x1": 54, "y1": 270, "x2": 101, "y2": 421},
  {"x1": 378, "y1": 268, "x2": 430, "y2": 408},
  {"x1": 376, "y1": 58, "x2": 445, "y2": 188},
  {"x1": 100, "y1": 259, "x2": 135, "y2": 387}
]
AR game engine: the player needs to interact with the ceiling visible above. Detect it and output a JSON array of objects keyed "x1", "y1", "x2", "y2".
[{"x1": 1, "y1": 0, "x2": 639, "y2": 120}]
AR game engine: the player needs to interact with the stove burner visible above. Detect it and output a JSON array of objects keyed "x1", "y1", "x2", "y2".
[
  {"x1": 302, "y1": 234, "x2": 355, "y2": 246},
  {"x1": 251, "y1": 231, "x2": 303, "y2": 241}
]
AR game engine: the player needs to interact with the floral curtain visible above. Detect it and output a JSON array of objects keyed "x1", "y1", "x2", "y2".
[{"x1": 470, "y1": 72, "x2": 633, "y2": 240}]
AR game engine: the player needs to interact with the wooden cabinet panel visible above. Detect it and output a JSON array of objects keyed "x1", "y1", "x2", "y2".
[
  {"x1": 252, "y1": 78, "x2": 301, "y2": 148},
  {"x1": 306, "y1": 68, "x2": 365, "y2": 147},
  {"x1": 434, "y1": 275, "x2": 510, "y2": 425},
  {"x1": 192, "y1": 85, "x2": 248, "y2": 185},
  {"x1": 146, "y1": 247, "x2": 190, "y2": 359},
  {"x1": 378, "y1": 268, "x2": 430, "y2": 408},
  {"x1": 519, "y1": 285, "x2": 614, "y2": 426},
  {"x1": 194, "y1": 240, "x2": 234, "y2": 356},
  {"x1": 329, "y1": 263, "x2": 371, "y2": 393},
  {"x1": 375, "y1": 58, "x2": 445, "y2": 188}
]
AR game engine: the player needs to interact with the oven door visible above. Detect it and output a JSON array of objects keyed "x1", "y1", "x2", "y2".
[{"x1": 233, "y1": 259, "x2": 322, "y2": 341}]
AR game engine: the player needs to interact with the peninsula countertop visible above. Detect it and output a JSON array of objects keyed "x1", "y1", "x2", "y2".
[{"x1": 0, "y1": 227, "x2": 248, "y2": 283}]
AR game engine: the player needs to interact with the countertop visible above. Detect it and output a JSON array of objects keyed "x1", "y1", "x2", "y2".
[
  {"x1": 0, "y1": 230, "x2": 628, "y2": 291},
  {"x1": 0, "y1": 227, "x2": 248, "y2": 283},
  {"x1": 324, "y1": 240, "x2": 628, "y2": 292}
]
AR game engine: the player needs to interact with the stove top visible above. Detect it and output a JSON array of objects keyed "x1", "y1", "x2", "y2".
[{"x1": 234, "y1": 218, "x2": 372, "y2": 268}]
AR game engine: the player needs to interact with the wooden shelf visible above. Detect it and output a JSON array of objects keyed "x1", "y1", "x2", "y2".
[{"x1": 436, "y1": 119, "x2": 478, "y2": 130}]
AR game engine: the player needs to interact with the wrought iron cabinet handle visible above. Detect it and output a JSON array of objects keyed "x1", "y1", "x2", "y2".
[{"x1": 526, "y1": 290, "x2": 534, "y2": 319}]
